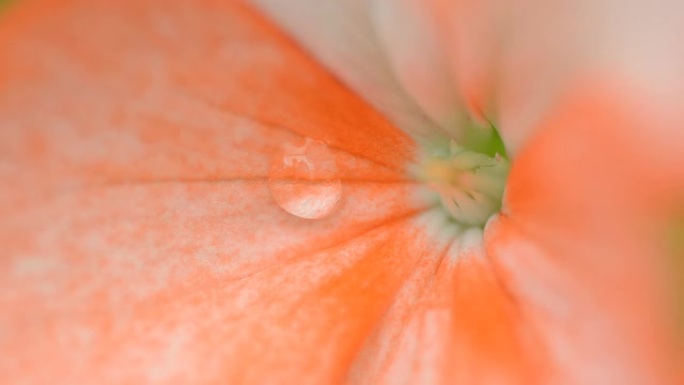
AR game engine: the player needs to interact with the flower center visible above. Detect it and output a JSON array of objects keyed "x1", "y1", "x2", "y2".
[{"x1": 415, "y1": 121, "x2": 509, "y2": 227}]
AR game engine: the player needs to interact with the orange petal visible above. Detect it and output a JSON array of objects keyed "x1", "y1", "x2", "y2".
[
  {"x1": 486, "y1": 81, "x2": 684, "y2": 384},
  {"x1": 0, "y1": 0, "x2": 426, "y2": 383},
  {"x1": 347, "y1": 237, "x2": 548, "y2": 385}
]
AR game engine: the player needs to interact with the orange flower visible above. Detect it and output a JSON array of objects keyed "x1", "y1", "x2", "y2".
[{"x1": 1, "y1": 0, "x2": 683, "y2": 384}]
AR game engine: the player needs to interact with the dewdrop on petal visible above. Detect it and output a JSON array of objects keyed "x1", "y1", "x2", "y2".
[{"x1": 268, "y1": 137, "x2": 343, "y2": 219}]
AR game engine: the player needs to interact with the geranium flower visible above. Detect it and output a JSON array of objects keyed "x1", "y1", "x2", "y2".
[{"x1": 1, "y1": 0, "x2": 683, "y2": 384}]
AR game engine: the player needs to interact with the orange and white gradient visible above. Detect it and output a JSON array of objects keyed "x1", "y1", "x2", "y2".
[{"x1": 1, "y1": 1, "x2": 683, "y2": 384}]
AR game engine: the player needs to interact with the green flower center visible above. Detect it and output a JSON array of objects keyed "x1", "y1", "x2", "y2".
[{"x1": 416, "y1": 120, "x2": 509, "y2": 227}]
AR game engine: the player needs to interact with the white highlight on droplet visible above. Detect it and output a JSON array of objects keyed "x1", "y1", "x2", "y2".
[{"x1": 268, "y1": 137, "x2": 342, "y2": 219}]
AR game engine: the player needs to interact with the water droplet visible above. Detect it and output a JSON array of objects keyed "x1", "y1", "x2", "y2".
[{"x1": 268, "y1": 138, "x2": 342, "y2": 219}]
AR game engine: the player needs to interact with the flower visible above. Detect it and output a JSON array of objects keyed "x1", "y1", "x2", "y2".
[{"x1": 1, "y1": 0, "x2": 683, "y2": 384}]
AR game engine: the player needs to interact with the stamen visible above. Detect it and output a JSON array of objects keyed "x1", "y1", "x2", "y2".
[{"x1": 416, "y1": 126, "x2": 509, "y2": 227}]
